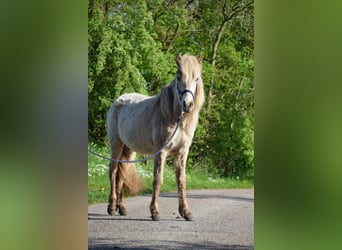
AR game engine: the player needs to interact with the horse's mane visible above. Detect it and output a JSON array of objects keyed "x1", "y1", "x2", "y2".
[
  {"x1": 159, "y1": 55, "x2": 205, "y2": 124},
  {"x1": 159, "y1": 82, "x2": 176, "y2": 122}
]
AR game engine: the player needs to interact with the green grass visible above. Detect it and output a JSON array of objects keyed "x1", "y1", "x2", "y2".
[{"x1": 88, "y1": 142, "x2": 253, "y2": 204}]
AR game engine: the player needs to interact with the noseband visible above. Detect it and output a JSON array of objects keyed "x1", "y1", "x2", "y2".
[{"x1": 176, "y1": 79, "x2": 195, "y2": 113}]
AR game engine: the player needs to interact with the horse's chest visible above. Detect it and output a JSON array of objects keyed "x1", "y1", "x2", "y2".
[{"x1": 171, "y1": 127, "x2": 194, "y2": 149}]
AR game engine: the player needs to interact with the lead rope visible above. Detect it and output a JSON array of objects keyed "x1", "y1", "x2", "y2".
[{"x1": 88, "y1": 114, "x2": 184, "y2": 164}]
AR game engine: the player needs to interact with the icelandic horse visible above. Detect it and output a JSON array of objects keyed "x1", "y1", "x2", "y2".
[{"x1": 106, "y1": 54, "x2": 204, "y2": 221}]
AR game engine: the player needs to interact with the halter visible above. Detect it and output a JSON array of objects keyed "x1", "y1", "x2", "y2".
[{"x1": 176, "y1": 79, "x2": 195, "y2": 113}]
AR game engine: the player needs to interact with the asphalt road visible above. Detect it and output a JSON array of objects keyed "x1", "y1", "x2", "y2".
[{"x1": 88, "y1": 189, "x2": 254, "y2": 250}]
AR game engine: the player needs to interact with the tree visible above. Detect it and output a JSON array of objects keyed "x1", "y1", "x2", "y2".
[
  {"x1": 88, "y1": 1, "x2": 172, "y2": 141},
  {"x1": 88, "y1": 0, "x2": 254, "y2": 178}
]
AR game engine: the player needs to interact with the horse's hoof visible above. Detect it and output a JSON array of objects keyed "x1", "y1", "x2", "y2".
[
  {"x1": 118, "y1": 207, "x2": 127, "y2": 216},
  {"x1": 179, "y1": 208, "x2": 193, "y2": 221},
  {"x1": 184, "y1": 214, "x2": 193, "y2": 221},
  {"x1": 116, "y1": 204, "x2": 127, "y2": 216},
  {"x1": 107, "y1": 205, "x2": 115, "y2": 216},
  {"x1": 151, "y1": 214, "x2": 161, "y2": 221}
]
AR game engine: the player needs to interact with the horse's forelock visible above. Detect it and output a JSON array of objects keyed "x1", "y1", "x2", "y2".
[
  {"x1": 174, "y1": 55, "x2": 205, "y2": 114},
  {"x1": 176, "y1": 55, "x2": 202, "y2": 82}
]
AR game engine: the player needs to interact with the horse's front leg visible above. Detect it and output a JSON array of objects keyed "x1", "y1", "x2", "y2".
[
  {"x1": 150, "y1": 151, "x2": 167, "y2": 221},
  {"x1": 174, "y1": 149, "x2": 193, "y2": 221}
]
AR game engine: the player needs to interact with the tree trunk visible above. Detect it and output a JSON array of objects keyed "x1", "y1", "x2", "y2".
[
  {"x1": 207, "y1": 0, "x2": 253, "y2": 111},
  {"x1": 207, "y1": 20, "x2": 228, "y2": 111},
  {"x1": 166, "y1": 23, "x2": 181, "y2": 53}
]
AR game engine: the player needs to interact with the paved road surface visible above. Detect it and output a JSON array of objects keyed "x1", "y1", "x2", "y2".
[{"x1": 88, "y1": 189, "x2": 254, "y2": 249}]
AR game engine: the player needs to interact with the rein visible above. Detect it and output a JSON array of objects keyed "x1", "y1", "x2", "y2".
[{"x1": 88, "y1": 114, "x2": 184, "y2": 164}]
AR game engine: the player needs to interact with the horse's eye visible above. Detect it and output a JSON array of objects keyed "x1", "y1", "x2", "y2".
[{"x1": 195, "y1": 77, "x2": 200, "y2": 82}]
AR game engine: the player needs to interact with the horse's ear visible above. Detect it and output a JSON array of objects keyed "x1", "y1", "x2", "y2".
[
  {"x1": 176, "y1": 54, "x2": 182, "y2": 66},
  {"x1": 197, "y1": 56, "x2": 203, "y2": 65}
]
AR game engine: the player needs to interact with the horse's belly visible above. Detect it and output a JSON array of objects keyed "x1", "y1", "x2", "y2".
[{"x1": 121, "y1": 135, "x2": 154, "y2": 155}]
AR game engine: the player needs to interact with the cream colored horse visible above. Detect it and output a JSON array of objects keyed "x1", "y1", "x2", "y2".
[{"x1": 106, "y1": 54, "x2": 205, "y2": 221}]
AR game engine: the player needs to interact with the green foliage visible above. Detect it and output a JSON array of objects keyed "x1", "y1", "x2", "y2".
[
  {"x1": 199, "y1": 39, "x2": 254, "y2": 179},
  {"x1": 88, "y1": 1, "x2": 173, "y2": 141},
  {"x1": 88, "y1": 0, "x2": 254, "y2": 178},
  {"x1": 88, "y1": 142, "x2": 253, "y2": 204}
]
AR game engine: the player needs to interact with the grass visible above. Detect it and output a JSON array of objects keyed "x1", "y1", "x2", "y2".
[{"x1": 88, "y1": 142, "x2": 254, "y2": 204}]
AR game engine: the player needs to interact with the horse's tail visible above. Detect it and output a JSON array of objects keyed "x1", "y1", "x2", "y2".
[{"x1": 118, "y1": 163, "x2": 145, "y2": 196}]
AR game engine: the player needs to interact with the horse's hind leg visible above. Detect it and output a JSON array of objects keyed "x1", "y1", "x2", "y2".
[
  {"x1": 115, "y1": 146, "x2": 136, "y2": 216},
  {"x1": 115, "y1": 166, "x2": 126, "y2": 215},
  {"x1": 107, "y1": 140, "x2": 124, "y2": 216}
]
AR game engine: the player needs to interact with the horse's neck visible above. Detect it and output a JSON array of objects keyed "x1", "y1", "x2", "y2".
[
  {"x1": 159, "y1": 80, "x2": 182, "y2": 123},
  {"x1": 171, "y1": 82, "x2": 183, "y2": 118}
]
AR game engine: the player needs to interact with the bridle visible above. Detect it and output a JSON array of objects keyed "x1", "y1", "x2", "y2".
[{"x1": 176, "y1": 79, "x2": 195, "y2": 113}]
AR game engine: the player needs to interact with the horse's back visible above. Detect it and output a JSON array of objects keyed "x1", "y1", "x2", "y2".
[
  {"x1": 108, "y1": 93, "x2": 152, "y2": 116},
  {"x1": 117, "y1": 93, "x2": 150, "y2": 105}
]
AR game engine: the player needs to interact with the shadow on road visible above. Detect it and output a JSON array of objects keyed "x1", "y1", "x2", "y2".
[
  {"x1": 89, "y1": 239, "x2": 253, "y2": 250},
  {"x1": 157, "y1": 192, "x2": 254, "y2": 202},
  {"x1": 88, "y1": 213, "x2": 152, "y2": 221},
  {"x1": 88, "y1": 213, "x2": 181, "y2": 222}
]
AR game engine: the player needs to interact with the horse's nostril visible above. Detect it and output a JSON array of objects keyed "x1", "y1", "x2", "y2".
[{"x1": 183, "y1": 100, "x2": 186, "y2": 108}]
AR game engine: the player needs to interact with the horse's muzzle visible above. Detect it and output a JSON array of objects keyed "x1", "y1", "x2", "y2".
[{"x1": 181, "y1": 90, "x2": 195, "y2": 113}]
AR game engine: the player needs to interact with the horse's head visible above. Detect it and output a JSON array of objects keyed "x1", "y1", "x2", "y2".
[{"x1": 175, "y1": 54, "x2": 203, "y2": 113}]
